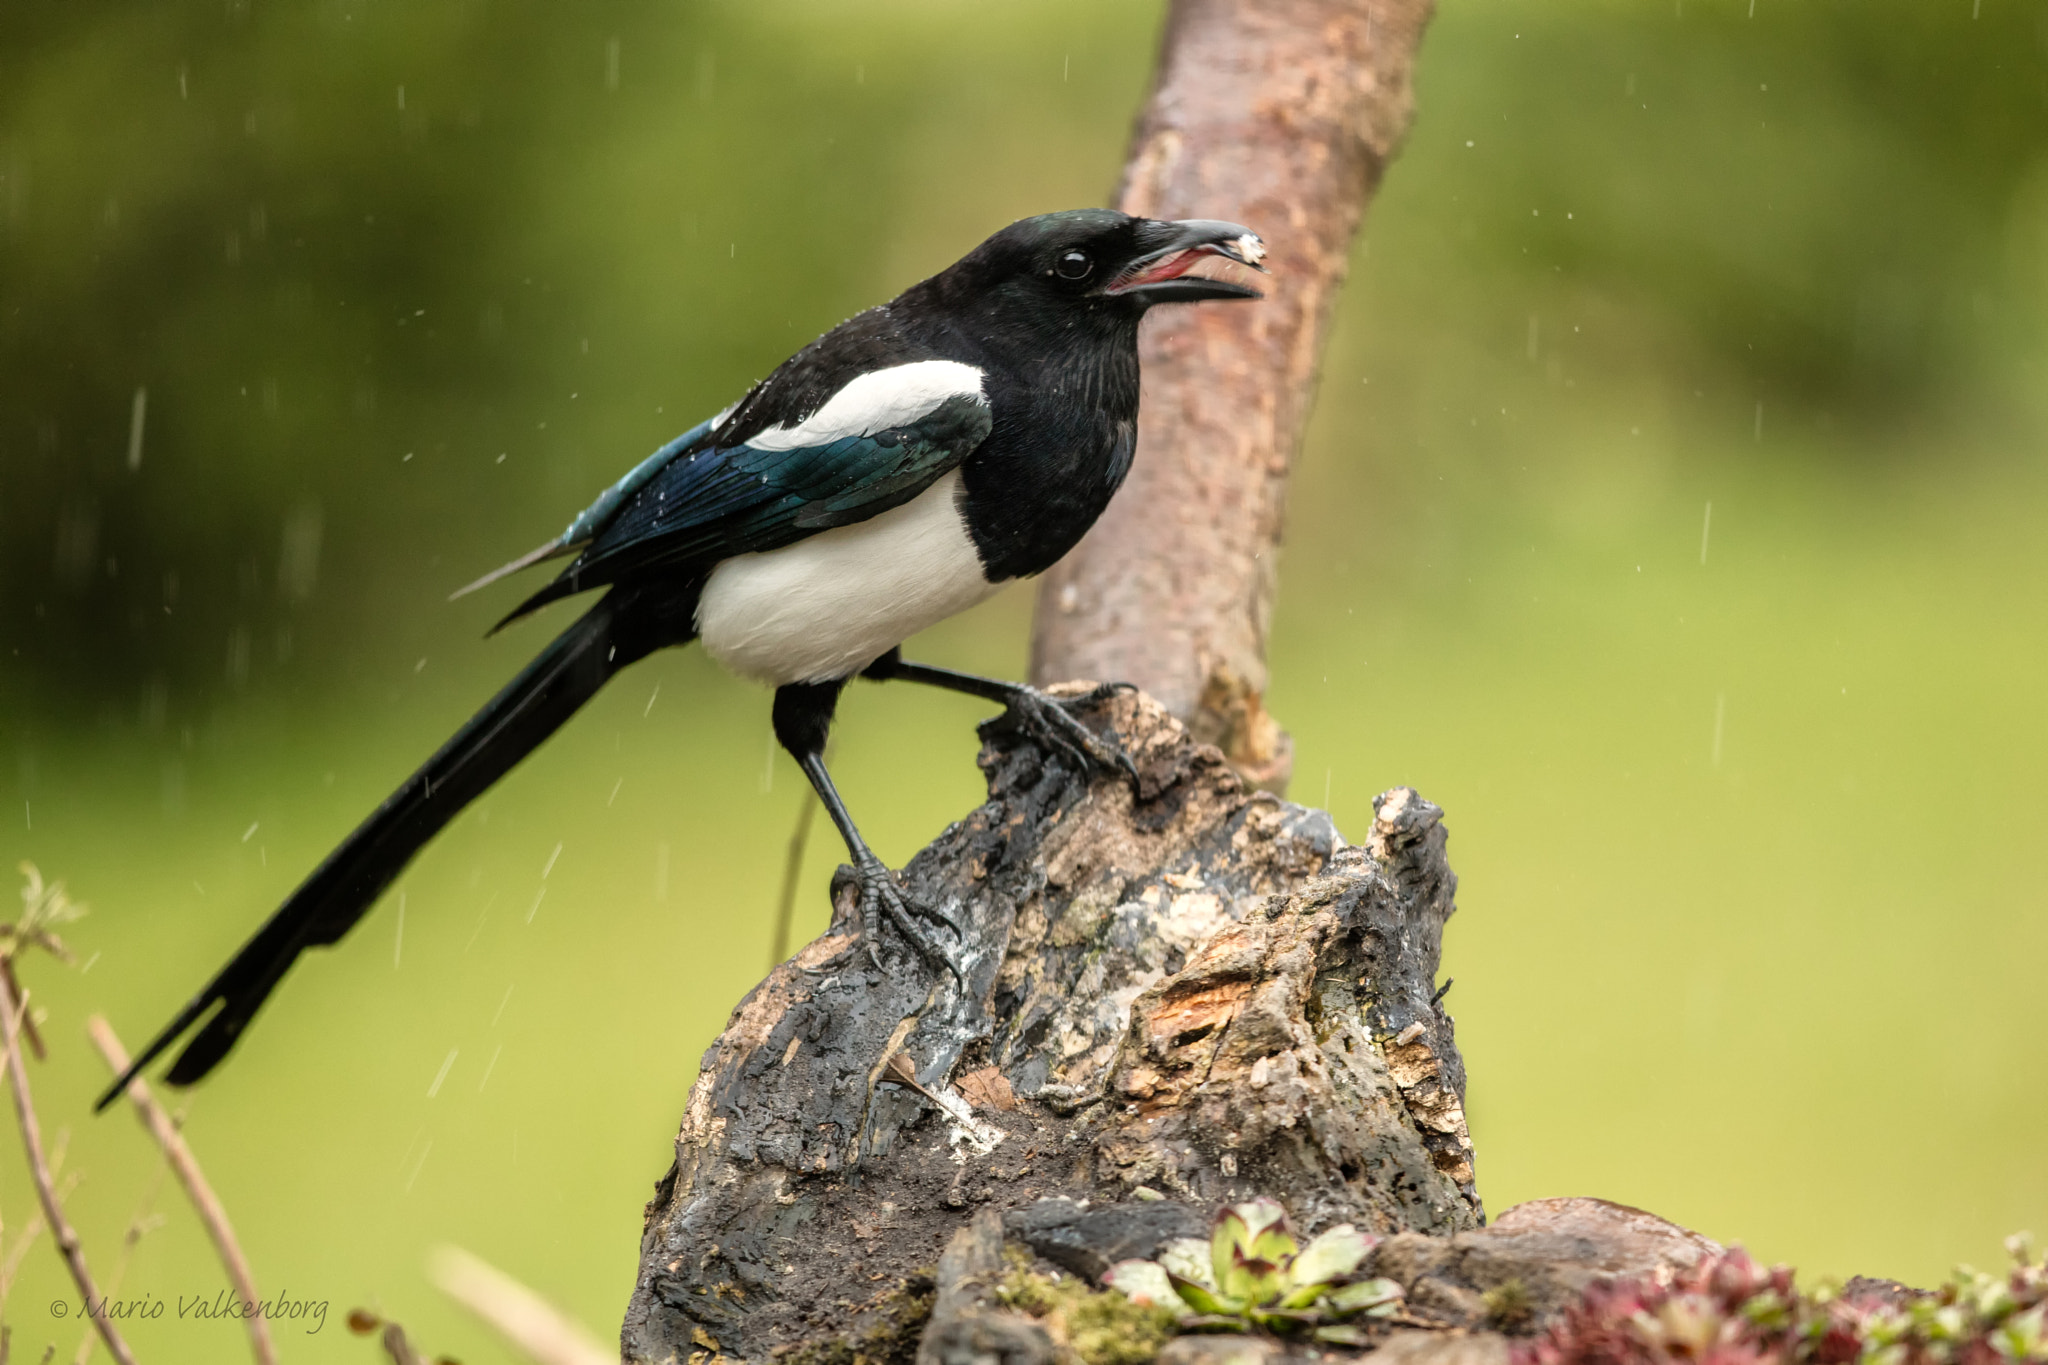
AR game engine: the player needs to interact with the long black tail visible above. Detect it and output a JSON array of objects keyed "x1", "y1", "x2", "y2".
[{"x1": 97, "y1": 582, "x2": 696, "y2": 1111}]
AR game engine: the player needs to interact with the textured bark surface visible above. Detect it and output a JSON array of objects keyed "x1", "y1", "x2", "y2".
[
  {"x1": 621, "y1": 688, "x2": 1481, "y2": 1364},
  {"x1": 1031, "y1": 0, "x2": 1439, "y2": 791}
]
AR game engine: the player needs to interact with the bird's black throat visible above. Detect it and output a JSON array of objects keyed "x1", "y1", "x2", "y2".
[{"x1": 948, "y1": 300, "x2": 1142, "y2": 582}]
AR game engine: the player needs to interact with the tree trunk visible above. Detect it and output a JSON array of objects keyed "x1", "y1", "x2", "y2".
[
  {"x1": 1031, "y1": 0, "x2": 1438, "y2": 794},
  {"x1": 621, "y1": 690, "x2": 1481, "y2": 1364}
]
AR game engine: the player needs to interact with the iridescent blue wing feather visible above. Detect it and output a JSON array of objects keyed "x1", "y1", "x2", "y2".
[{"x1": 492, "y1": 359, "x2": 991, "y2": 627}]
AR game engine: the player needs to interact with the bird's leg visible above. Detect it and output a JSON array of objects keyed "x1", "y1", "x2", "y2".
[
  {"x1": 771, "y1": 680, "x2": 964, "y2": 982},
  {"x1": 861, "y1": 650, "x2": 1138, "y2": 784}
]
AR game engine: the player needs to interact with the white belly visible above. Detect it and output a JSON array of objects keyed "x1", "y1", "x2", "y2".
[{"x1": 696, "y1": 470, "x2": 1000, "y2": 686}]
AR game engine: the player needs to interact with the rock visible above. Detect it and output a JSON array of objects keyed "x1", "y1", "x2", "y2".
[
  {"x1": 1004, "y1": 1198, "x2": 1208, "y2": 1283},
  {"x1": 1156, "y1": 1336, "x2": 1285, "y2": 1365},
  {"x1": 1374, "y1": 1329, "x2": 1512, "y2": 1365},
  {"x1": 1367, "y1": 1198, "x2": 1721, "y2": 1332},
  {"x1": 1488, "y1": 1198, "x2": 1722, "y2": 1274}
]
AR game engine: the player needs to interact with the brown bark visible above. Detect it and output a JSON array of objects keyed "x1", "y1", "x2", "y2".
[
  {"x1": 621, "y1": 689, "x2": 1481, "y2": 1364},
  {"x1": 1031, "y1": 0, "x2": 1437, "y2": 793}
]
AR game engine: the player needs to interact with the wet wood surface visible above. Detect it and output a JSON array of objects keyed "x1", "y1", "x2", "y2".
[{"x1": 621, "y1": 689, "x2": 1478, "y2": 1364}]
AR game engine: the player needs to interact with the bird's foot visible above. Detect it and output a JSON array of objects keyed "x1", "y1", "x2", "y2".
[
  {"x1": 831, "y1": 855, "x2": 966, "y2": 985},
  {"x1": 1001, "y1": 683, "x2": 1139, "y2": 785}
]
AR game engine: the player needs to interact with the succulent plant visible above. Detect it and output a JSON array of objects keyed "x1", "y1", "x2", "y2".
[
  {"x1": 1103, "y1": 1197, "x2": 1404, "y2": 1345},
  {"x1": 1517, "y1": 1233, "x2": 2048, "y2": 1365}
]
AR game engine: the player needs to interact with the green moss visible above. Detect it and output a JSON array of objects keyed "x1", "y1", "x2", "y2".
[
  {"x1": 994, "y1": 1250, "x2": 1180, "y2": 1365},
  {"x1": 1065, "y1": 1290, "x2": 1181, "y2": 1365},
  {"x1": 1483, "y1": 1278, "x2": 1536, "y2": 1333}
]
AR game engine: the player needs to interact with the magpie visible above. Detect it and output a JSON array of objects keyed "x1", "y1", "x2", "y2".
[{"x1": 97, "y1": 209, "x2": 1267, "y2": 1110}]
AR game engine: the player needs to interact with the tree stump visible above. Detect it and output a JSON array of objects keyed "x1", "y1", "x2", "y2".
[{"x1": 622, "y1": 687, "x2": 1483, "y2": 1364}]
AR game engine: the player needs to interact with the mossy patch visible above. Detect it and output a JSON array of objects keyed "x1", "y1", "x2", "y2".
[
  {"x1": 1482, "y1": 1277, "x2": 1536, "y2": 1333},
  {"x1": 994, "y1": 1247, "x2": 1182, "y2": 1365}
]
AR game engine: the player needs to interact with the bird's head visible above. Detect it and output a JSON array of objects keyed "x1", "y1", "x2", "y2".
[{"x1": 932, "y1": 209, "x2": 1268, "y2": 320}]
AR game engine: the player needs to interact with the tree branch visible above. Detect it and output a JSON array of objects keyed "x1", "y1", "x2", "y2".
[
  {"x1": 1033, "y1": 0, "x2": 1438, "y2": 792},
  {"x1": 0, "y1": 977, "x2": 136, "y2": 1365},
  {"x1": 87, "y1": 1015, "x2": 276, "y2": 1365},
  {"x1": 430, "y1": 1245, "x2": 612, "y2": 1365}
]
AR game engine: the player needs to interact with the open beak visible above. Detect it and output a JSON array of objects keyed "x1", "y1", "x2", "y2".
[{"x1": 1104, "y1": 218, "x2": 1268, "y2": 304}]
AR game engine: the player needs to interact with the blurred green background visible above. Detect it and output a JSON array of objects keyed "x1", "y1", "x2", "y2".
[{"x1": 4, "y1": 0, "x2": 2046, "y2": 1359}]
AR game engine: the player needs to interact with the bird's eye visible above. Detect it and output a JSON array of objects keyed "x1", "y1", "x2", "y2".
[{"x1": 1054, "y1": 250, "x2": 1093, "y2": 281}]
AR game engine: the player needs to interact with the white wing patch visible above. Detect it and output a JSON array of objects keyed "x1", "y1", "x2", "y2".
[
  {"x1": 746, "y1": 360, "x2": 986, "y2": 453},
  {"x1": 696, "y1": 470, "x2": 998, "y2": 686},
  {"x1": 703, "y1": 400, "x2": 740, "y2": 440}
]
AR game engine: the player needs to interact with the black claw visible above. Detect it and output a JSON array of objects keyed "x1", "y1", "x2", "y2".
[
  {"x1": 850, "y1": 855, "x2": 966, "y2": 986},
  {"x1": 1001, "y1": 686, "x2": 1139, "y2": 787}
]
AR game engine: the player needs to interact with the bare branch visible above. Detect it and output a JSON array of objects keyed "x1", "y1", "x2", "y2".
[
  {"x1": 71, "y1": 1155, "x2": 169, "y2": 1365},
  {"x1": 1033, "y1": 0, "x2": 1439, "y2": 791},
  {"x1": 430, "y1": 1245, "x2": 613, "y2": 1365},
  {"x1": 379, "y1": 1321, "x2": 425, "y2": 1365},
  {"x1": 767, "y1": 794, "x2": 818, "y2": 970},
  {"x1": 1, "y1": 963, "x2": 44, "y2": 1063},
  {"x1": 87, "y1": 1016, "x2": 276, "y2": 1365},
  {"x1": 0, "y1": 1194, "x2": 51, "y2": 1306},
  {"x1": 0, "y1": 979, "x2": 136, "y2": 1365}
]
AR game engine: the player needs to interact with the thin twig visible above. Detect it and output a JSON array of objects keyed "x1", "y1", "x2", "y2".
[
  {"x1": 430, "y1": 1244, "x2": 612, "y2": 1365},
  {"x1": 72, "y1": 1155, "x2": 169, "y2": 1365},
  {"x1": 86, "y1": 1017, "x2": 275, "y2": 1365},
  {"x1": 0, "y1": 977, "x2": 136, "y2": 1365},
  {"x1": 379, "y1": 1321, "x2": 424, "y2": 1365},
  {"x1": 768, "y1": 794, "x2": 818, "y2": 969},
  {"x1": 0, "y1": 1197, "x2": 49, "y2": 1308},
  {"x1": 0, "y1": 963, "x2": 44, "y2": 1061},
  {"x1": 0, "y1": 1156, "x2": 80, "y2": 1315}
]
